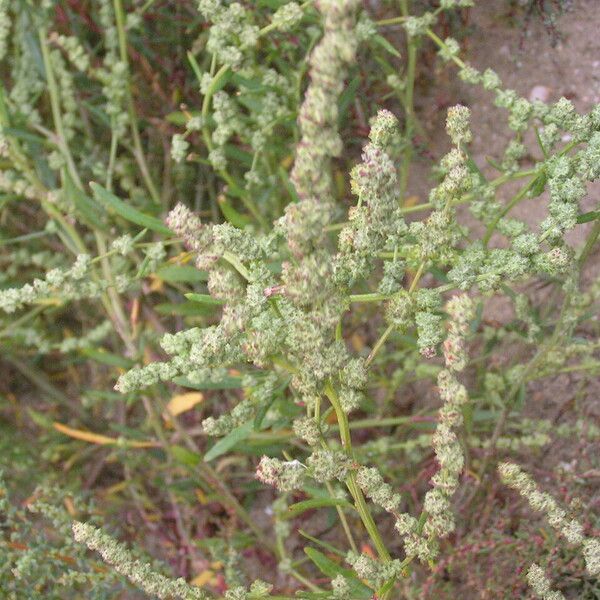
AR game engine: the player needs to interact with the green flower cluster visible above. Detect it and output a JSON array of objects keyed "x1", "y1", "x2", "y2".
[
  {"x1": 356, "y1": 294, "x2": 474, "y2": 564},
  {"x1": 290, "y1": 0, "x2": 360, "y2": 203},
  {"x1": 0, "y1": 471, "x2": 137, "y2": 596},
  {"x1": 335, "y1": 110, "x2": 407, "y2": 287},
  {"x1": 255, "y1": 456, "x2": 306, "y2": 492},
  {"x1": 169, "y1": 1, "x2": 310, "y2": 191},
  {"x1": 271, "y1": 2, "x2": 303, "y2": 32},
  {"x1": 527, "y1": 563, "x2": 565, "y2": 600},
  {"x1": 198, "y1": 1, "x2": 259, "y2": 70},
  {"x1": 356, "y1": 466, "x2": 401, "y2": 513},
  {"x1": 346, "y1": 551, "x2": 404, "y2": 589},
  {"x1": 0, "y1": 254, "x2": 98, "y2": 313},
  {"x1": 256, "y1": 449, "x2": 354, "y2": 492},
  {"x1": 498, "y1": 462, "x2": 600, "y2": 576},
  {"x1": 72, "y1": 522, "x2": 208, "y2": 599},
  {"x1": 422, "y1": 295, "x2": 474, "y2": 542},
  {"x1": 223, "y1": 580, "x2": 273, "y2": 600}
]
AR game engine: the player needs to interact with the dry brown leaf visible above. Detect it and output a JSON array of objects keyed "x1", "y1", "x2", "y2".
[
  {"x1": 53, "y1": 422, "x2": 159, "y2": 448},
  {"x1": 163, "y1": 392, "x2": 204, "y2": 419},
  {"x1": 191, "y1": 570, "x2": 216, "y2": 587},
  {"x1": 403, "y1": 194, "x2": 420, "y2": 208}
]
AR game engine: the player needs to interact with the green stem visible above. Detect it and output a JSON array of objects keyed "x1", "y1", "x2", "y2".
[
  {"x1": 328, "y1": 481, "x2": 359, "y2": 554},
  {"x1": 38, "y1": 29, "x2": 83, "y2": 190},
  {"x1": 425, "y1": 28, "x2": 466, "y2": 70},
  {"x1": 408, "y1": 261, "x2": 425, "y2": 294},
  {"x1": 113, "y1": 0, "x2": 160, "y2": 204},
  {"x1": 289, "y1": 568, "x2": 322, "y2": 593},
  {"x1": 43, "y1": 28, "x2": 139, "y2": 353},
  {"x1": 106, "y1": 125, "x2": 119, "y2": 191},
  {"x1": 376, "y1": 15, "x2": 409, "y2": 26},
  {"x1": 399, "y1": 0, "x2": 417, "y2": 202},
  {"x1": 366, "y1": 323, "x2": 394, "y2": 366},
  {"x1": 38, "y1": 33, "x2": 131, "y2": 337},
  {"x1": 349, "y1": 292, "x2": 389, "y2": 303},
  {"x1": 324, "y1": 383, "x2": 391, "y2": 562},
  {"x1": 482, "y1": 175, "x2": 539, "y2": 246},
  {"x1": 0, "y1": 86, "x2": 82, "y2": 256},
  {"x1": 349, "y1": 415, "x2": 424, "y2": 429},
  {"x1": 223, "y1": 251, "x2": 251, "y2": 280},
  {"x1": 94, "y1": 231, "x2": 136, "y2": 354}
]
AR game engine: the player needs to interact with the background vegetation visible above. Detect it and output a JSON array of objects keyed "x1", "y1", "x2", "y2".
[{"x1": 0, "y1": 1, "x2": 598, "y2": 598}]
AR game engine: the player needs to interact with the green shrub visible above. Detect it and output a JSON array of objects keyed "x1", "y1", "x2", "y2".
[{"x1": 0, "y1": 1, "x2": 598, "y2": 598}]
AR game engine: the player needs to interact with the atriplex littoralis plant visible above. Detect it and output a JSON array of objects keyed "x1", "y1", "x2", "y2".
[{"x1": 1, "y1": 0, "x2": 599, "y2": 598}]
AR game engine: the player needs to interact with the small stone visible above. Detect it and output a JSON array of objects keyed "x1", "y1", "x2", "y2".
[{"x1": 529, "y1": 85, "x2": 551, "y2": 103}]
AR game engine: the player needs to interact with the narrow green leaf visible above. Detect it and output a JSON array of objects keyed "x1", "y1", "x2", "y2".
[
  {"x1": 304, "y1": 548, "x2": 351, "y2": 578},
  {"x1": 185, "y1": 293, "x2": 225, "y2": 306},
  {"x1": 485, "y1": 157, "x2": 504, "y2": 172},
  {"x1": 534, "y1": 126, "x2": 549, "y2": 159},
  {"x1": 81, "y1": 348, "x2": 135, "y2": 369},
  {"x1": 470, "y1": 300, "x2": 484, "y2": 334},
  {"x1": 529, "y1": 173, "x2": 547, "y2": 198},
  {"x1": 187, "y1": 52, "x2": 232, "y2": 94},
  {"x1": 372, "y1": 33, "x2": 402, "y2": 58},
  {"x1": 204, "y1": 421, "x2": 253, "y2": 462},
  {"x1": 254, "y1": 392, "x2": 277, "y2": 430},
  {"x1": 155, "y1": 265, "x2": 208, "y2": 283},
  {"x1": 284, "y1": 498, "x2": 355, "y2": 520},
  {"x1": 465, "y1": 151, "x2": 486, "y2": 182},
  {"x1": 90, "y1": 182, "x2": 171, "y2": 235},
  {"x1": 377, "y1": 575, "x2": 399, "y2": 596},
  {"x1": 463, "y1": 402, "x2": 474, "y2": 435},
  {"x1": 229, "y1": 73, "x2": 266, "y2": 91},
  {"x1": 2, "y1": 127, "x2": 46, "y2": 144},
  {"x1": 155, "y1": 302, "x2": 215, "y2": 317},
  {"x1": 23, "y1": 25, "x2": 45, "y2": 77},
  {"x1": 429, "y1": 266, "x2": 449, "y2": 284},
  {"x1": 218, "y1": 196, "x2": 251, "y2": 228},
  {"x1": 257, "y1": 0, "x2": 289, "y2": 9},
  {"x1": 277, "y1": 165, "x2": 300, "y2": 203},
  {"x1": 223, "y1": 144, "x2": 253, "y2": 168},
  {"x1": 171, "y1": 445, "x2": 202, "y2": 468},
  {"x1": 64, "y1": 172, "x2": 108, "y2": 231},
  {"x1": 236, "y1": 95, "x2": 263, "y2": 114},
  {"x1": 27, "y1": 408, "x2": 53, "y2": 429},
  {"x1": 304, "y1": 548, "x2": 373, "y2": 598},
  {"x1": 165, "y1": 111, "x2": 200, "y2": 126},
  {"x1": 577, "y1": 210, "x2": 600, "y2": 224},
  {"x1": 298, "y1": 530, "x2": 346, "y2": 557},
  {"x1": 338, "y1": 75, "x2": 360, "y2": 127},
  {"x1": 109, "y1": 423, "x2": 157, "y2": 441},
  {"x1": 515, "y1": 383, "x2": 526, "y2": 410}
]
